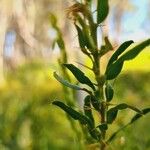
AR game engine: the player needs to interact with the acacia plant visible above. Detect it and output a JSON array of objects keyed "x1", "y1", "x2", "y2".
[{"x1": 52, "y1": 0, "x2": 150, "y2": 149}]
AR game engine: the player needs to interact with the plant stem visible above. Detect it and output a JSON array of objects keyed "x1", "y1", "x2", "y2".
[{"x1": 93, "y1": 53, "x2": 106, "y2": 150}]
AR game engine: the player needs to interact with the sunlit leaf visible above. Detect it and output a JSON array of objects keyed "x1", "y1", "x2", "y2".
[{"x1": 63, "y1": 64, "x2": 95, "y2": 90}]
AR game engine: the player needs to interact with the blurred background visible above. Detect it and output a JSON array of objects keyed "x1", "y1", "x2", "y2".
[{"x1": 0, "y1": 0, "x2": 149, "y2": 150}]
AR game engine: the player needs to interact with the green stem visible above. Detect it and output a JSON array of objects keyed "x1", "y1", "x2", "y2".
[
  {"x1": 93, "y1": 53, "x2": 106, "y2": 150},
  {"x1": 89, "y1": 8, "x2": 107, "y2": 148}
]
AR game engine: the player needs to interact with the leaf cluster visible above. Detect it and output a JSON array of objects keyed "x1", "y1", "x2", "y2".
[{"x1": 51, "y1": 0, "x2": 150, "y2": 147}]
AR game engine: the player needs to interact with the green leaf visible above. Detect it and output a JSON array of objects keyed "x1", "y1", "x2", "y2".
[
  {"x1": 96, "y1": 123, "x2": 108, "y2": 132},
  {"x1": 75, "y1": 25, "x2": 86, "y2": 48},
  {"x1": 107, "y1": 109, "x2": 118, "y2": 124},
  {"x1": 107, "y1": 108, "x2": 150, "y2": 143},
  {"x1": 53, "y1": 100, "x2": 100, "y2": 140},
  {"x1": 90, "y1": 95, "x2": 100, "y2": 111},
  {"x1": 143, "y1": 108, "x2": 150, "y2": 114},
  {"x1": 84, "y1": 95, "x2": 94, "y2": 124},
  {"x1": 63, "y1": 64, "x2": 95, "y2": 91},
  {"x1": 120, "y1": 39, "x2": 150, "y2": 61},
  {"x1": 105, "y1": 83, "x2": 114, "y2": 102},
  {"x1": 130, "y1": 108, "x2": 150, "y2": 124},
  {"x1": 104, "y1": 36, "x2": 113, "y2": 50},
  {"x1": 75, "y1": 23, "x2": 94, "y2": 51},
  {"x1": 52, "y1": 101, "x2": 93, "y2": 127},
  {"x1": 53, "y1": 72, "x2": 82, "y2": 90},
  {"x1": 49, "y1": 13, "x2": 57, "y2": 27},
  {"x1": 105, "y1": 39, "x2": 150, "y2": 80},
  {"x1": 97, "y1": 0, "x2": 109, "y2": 24},
  {"x1": 57, "y1": 38, "x2": 65, "y2": 50},
  {"x1": 127, "y1": 105, "x2": 142, "y2": 114},
  {"x1": 105, "y1": 60, "x2": 124, "y2": 80},
  {"x1": 107, "y1": 40, "x2": 134, "y2": 68},
  {"x1": 99, "y1": 37, "x2": 113, "y2": 56},
  {"x1": 89, "y1": 129, "x2": 101, "y2": 140},
  {"x1": 107, "y1": 103, "x2": 142, "y2": 124}
]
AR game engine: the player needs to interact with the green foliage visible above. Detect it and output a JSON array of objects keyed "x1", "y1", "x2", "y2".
[
  {"x1": 75, "y1": 25, "x2": 87, "y2": 49},
  {"x1": 107, "y1": 103, "x2": 142, "y2": 124},
  {"x1": 53, "y1": 71, "x2": 82, "y2": 90},
  {"x1": 120, "y1": 39, "x2": 150, "y2": 61},
  {"x1": 107, "y1": 108, "x2": 150, "y2": 143},
  {"x1": 90, "y1": 95, "x2": 101, "y2": 111},
  {"x1": 106, "y1": 40, "x2": 134, "y2": 68},
  {"x1": 105, "y1": 39, "x2": 150, "y2": 80},
  {"x1": 63, "y1": 64, "x2": 95, "y2": 90},
  {"x1": 97, "y1": 0, "x2": 109, "y2": 24},
  {"x1": 130, "y1": 108, "x2": 150, "y2": 124},
  {"x1": 105, "y1": 83, "x2": 114, "y2": 102},
  {"x1": 97, "y1": 123, "x2": 108, "y2": 132},
  {"x1": 0, "y1": 62, "x2": 149, "y2": 150},
  {"x1": 84, "y1": 95, "x2": 94, "y2": 124},
  {"x1": 52, "y1": 101, "x2": 93, "y2": 127},
  {"x1": 52, "y1": 0, "x2": 150, "y2": 149}
]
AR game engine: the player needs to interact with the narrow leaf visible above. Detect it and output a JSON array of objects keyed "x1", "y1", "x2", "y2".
[
  {"x1": 116, "y1": 103, "x2": 142, "y2": 114},
  {"x1": 97, "y1": 0, "x2": 109, "y2": 24},
  {"x1": 107, "y1": 109, "x2": 118, "y2": 124},
  {"x1": 107, "y1": 108, "x2": 150, "y2": 143},
  {"x1": 76, "y1": 18, "x2": 94, "y2": 50},
  {"x1": 89, "y1": 129, "x2": 101, "y2": 140},
  {"x1": 105, "y1": 60, "x2": 124, "y2": 80},
  {"x1": 57, "y1": 38, "x2": 65, "y2": 50},
  {"x1": 105, "y1": 39, "x2": 150, "y2": 80},
  {"x1": 107, "y1": 103, "x2": 142, "y2": 124},
  {"x1": 120, "y1": 39, "x2": 150, "y2": 61},
  {"x1": 53, "y1": 72, "x2": 82, "y2": 90},
  {"x1": 105, "y1": 83, "x2": 114, "y2": 102},
  {"x1": 96, "y1": 123, "x2": 108, "y2": 132},
  {"x1": 63, "y1": 64, "x2": 95, "y2": 91},
  {"x1": 52, "y1": 101, "x2": 93, "y2": 127},
  {"x1": 130, "y1": 108, "x2": 150, "y2": 124},
  {"x1": 75, "y1": 25, "x2": 86, "y2": 48},
  {"x1": 107, "y1": 40, "x2": 134, "y2": 68}
]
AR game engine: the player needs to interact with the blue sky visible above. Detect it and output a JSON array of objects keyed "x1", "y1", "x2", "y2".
[
  {"x1": 119, "y1": 0, "x2": 150, "y2": 42},
  {"x1": 123, "y1": 0, "x2": 149, "y2": 31}
]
